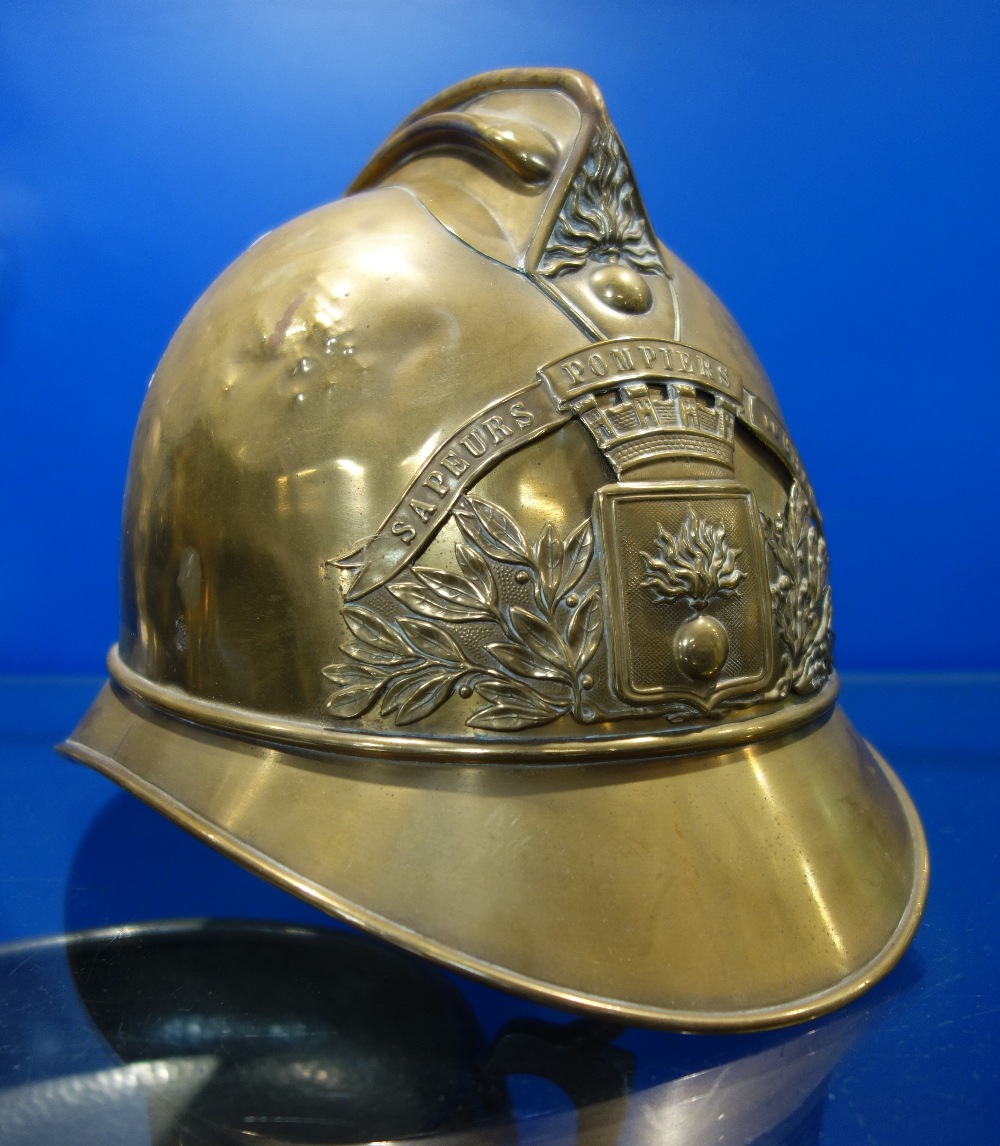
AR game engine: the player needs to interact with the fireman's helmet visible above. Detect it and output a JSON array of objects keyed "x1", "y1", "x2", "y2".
[{"x1": 63, "y1": 69, "x2": 927, "y2": 1031}]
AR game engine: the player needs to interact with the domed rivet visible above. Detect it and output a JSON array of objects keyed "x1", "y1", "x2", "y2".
[{"x1": 589, "y1": 263, "x2": 653, "y2": 314}]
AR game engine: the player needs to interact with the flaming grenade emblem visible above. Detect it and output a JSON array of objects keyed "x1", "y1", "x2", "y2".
[{"x1": 640, "y1": 512, "x2": 745, "y2": 680}]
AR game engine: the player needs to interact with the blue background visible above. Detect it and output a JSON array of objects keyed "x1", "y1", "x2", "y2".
[
  {"x1": 1, "y1": 0, "x2": 998, "y2": 674},
  {"x1": 1, "y1": 7, "x2": 998, "y2": 1137}
]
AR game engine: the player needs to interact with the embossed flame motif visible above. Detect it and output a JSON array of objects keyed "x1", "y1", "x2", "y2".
[
  {"x1": 538, "y1": 126, "x2": 665, "y2": 278},
  {"x1": 640, "y1": 512, "x2": 744, "y2": 681}
]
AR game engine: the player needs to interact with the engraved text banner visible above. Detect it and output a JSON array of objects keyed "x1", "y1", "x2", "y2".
[
  {"x1": 540, "y1": 338, "x2": 743, "y2": 404},
  {"x1": 341, "y1": 339, "x2": 818, "y2": 599},
  {"x1": 340, "y1": 384, "x2": 570, "y2": 599}
]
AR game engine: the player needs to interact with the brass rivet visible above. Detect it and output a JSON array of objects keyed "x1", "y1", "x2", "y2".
[{"x1": 589, "y1": 263, "x2": 653, "y2": 314}]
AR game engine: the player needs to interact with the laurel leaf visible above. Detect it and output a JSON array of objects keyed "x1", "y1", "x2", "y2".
[
  {"x1": 389, "y1": 581, "x2": 492, "y2": 623},
  {"x1": 468, "y1": 679, "x2": 561, "y2": 728},
  {"x1": 762, "y1": 482, "x2": 834, "y2": 698},
  {"x1": 393, "y1": 669, "x2": 461, "y2": 725},
  {"x1": 533, "y1": 522, "x2": 563, "y2": 601},
  {"x1": 474, "y1": 679, "x2": 549, "y2": 708},
  {"x1": 413, "y1": 566, "x2": 491, "y2": 610},
  {"x1": 463, "y1": 496, "x2": 529, "y2": 561},
  {"x1": 508, "y1": 606, "x2": 571, "y2": 672},
  {"x1": 340, "y1": 641, "x2": 417, "y2": 667},
  {"x1": 487, "y1": 641, "x2": 571, "y2": 684},
  {"x1": 557, "y1": 519, "x2": 593, "y2": 600},
  {"x1": 455, "y1": 542, "x2": 497, "y2": 606},
  {"x1": 454, "y1": 506, "x2": 514, "y2": 563},
  {"x1": 322, "y1": 663, "x2": 384, "y2": 687},
  {"x1": 379, "y1": 672, "x2": 417, "y2": 716},
  {"x1": 325, "y1": 678, "x2": 385, "y2": 718},
  {"x1": 342, "y1": 605, "x2": 410, "y2": 654},
  {"x1": 466, "y1": 704, "x2": 559, "y2": 731},
  {"x1": 566, "y1": 588, "x2": 603, "y2": 671},
  {"x1": 396, "y1": 616, "x2": 464, "y2": 664}
]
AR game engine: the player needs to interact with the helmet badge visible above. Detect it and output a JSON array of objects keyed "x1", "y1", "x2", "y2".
[{"x1": 324, "y1": 114, "x2": 833, "y2": 736}]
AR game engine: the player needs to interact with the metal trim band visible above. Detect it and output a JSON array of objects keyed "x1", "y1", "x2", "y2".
[{"x1": 106, "y1": 644, "x2": 840, "y2": 764}]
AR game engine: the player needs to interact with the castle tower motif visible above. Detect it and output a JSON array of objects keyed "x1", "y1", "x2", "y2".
[{"x1": 570, "y1": 380, "x2": 738, "y2": 477}]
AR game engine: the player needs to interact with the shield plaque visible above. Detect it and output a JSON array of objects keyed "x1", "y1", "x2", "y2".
[{"x1": 594, "y1": 480, "x2": 772, "y2": 710}]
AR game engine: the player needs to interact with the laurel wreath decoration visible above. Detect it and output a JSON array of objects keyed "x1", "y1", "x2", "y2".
[
  {"x1": 539, "y1": 126, "x2": 665, "y2": 277},
  {"x1": 325, "y1": 486, "x2": 834, "y2": 730},
  {"x1": 640, "y1": 511, "x2": 744, "y2": 612},
  {"x1": 324, "y1": 496, "x2": 602, "y2": 730},
  {"x1": 761, "y1": 482, "x2": 834, "y2": 696}
]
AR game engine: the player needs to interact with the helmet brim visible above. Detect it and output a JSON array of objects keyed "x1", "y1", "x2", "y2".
[{"x1": 60, "y1": 680, "x2": 927, "y2": 1032}]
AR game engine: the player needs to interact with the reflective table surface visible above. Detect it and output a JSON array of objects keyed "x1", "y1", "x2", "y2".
[{"x1": 0, "y1": 677, "x2": 996, "y2": 1143}]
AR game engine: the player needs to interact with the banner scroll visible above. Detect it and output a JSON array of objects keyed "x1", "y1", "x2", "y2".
[{"x1": 340, "y1": 339, "x2": 816, "y2": 599}]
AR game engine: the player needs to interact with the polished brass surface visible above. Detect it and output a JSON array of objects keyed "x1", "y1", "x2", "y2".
[
  {"x1": 61, "y1": 67, "x2": 928, "y2": 1030},
  {"x1": 66, "y1": 686, "x2": 926, "y2": 1031}
]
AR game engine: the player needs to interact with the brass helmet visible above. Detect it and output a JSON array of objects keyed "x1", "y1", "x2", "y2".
[{"x1": 62, "y1": 69, "x2": 927, "y2": 1031}]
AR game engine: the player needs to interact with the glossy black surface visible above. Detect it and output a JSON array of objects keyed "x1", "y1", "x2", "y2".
[{"x1": 2, "y1": 922, "x2": 512, "y2": 1144}]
